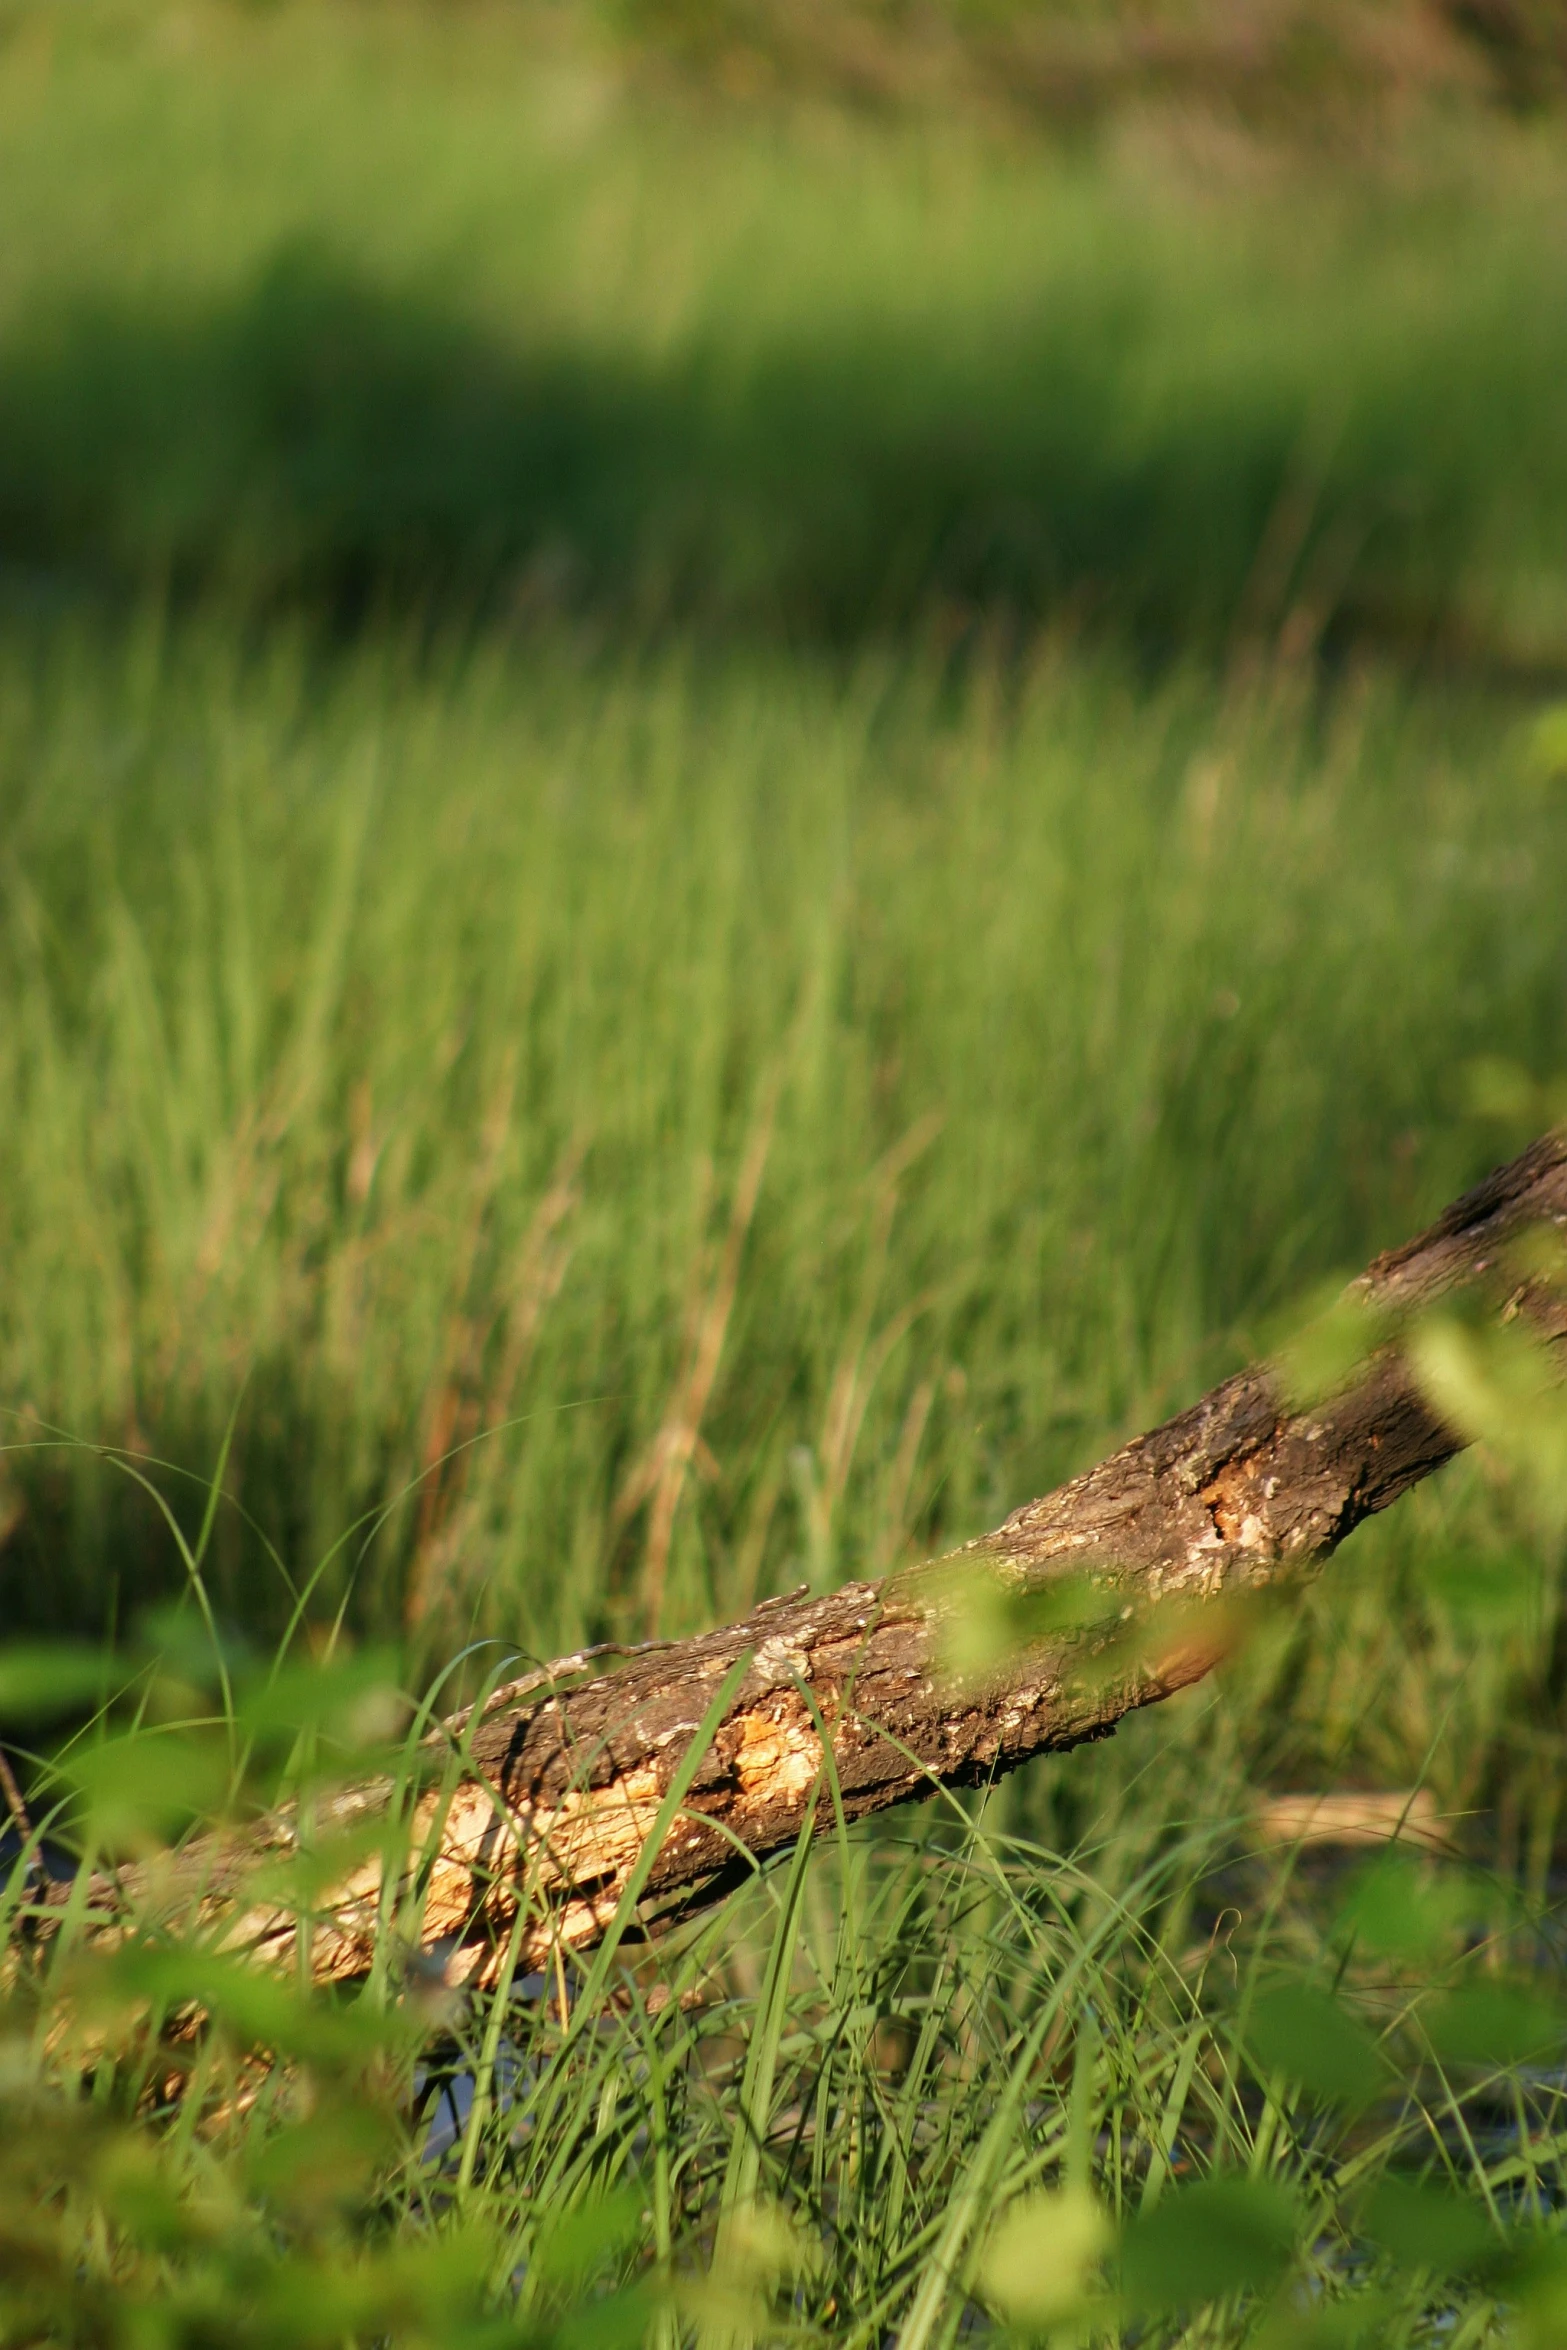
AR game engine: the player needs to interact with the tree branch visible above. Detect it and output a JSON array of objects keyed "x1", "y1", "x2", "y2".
[{"x1": 105, "y1": 1133, "x2": 1567, "y2": 1982}]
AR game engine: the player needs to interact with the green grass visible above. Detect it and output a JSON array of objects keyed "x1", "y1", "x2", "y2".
[
  {"x1": 1, "y1": 4, "x2": 1567, "y2": 655},
  {"x1": 4, "y1": 617, "x2": 1566, "y2": 1679},
  {"x1": 6, "y1": 5, "x2": 1567, "y2": 2342},
  {"x1": 12, "y1": 1615, "x2": 1567, "y2": 2349}
]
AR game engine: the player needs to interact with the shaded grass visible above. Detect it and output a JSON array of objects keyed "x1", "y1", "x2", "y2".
[
  {"x1": 1, "y1": 5, "x2": 1566, "y2": 656},
  {"x1": 607, "y1": 0, "x2": 1567, "y2": 121}
]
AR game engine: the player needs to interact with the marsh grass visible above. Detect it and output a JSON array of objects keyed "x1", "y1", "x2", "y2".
[
  {"x1": 2, "y1": 4, "x2": 1567, "y2": 656},
  {"x1": 2, "y1": 617, "x2": 1566, "y2": 1681},
  {"x1": 5, "y1": 3, "x2": 1567, "y2": 2337}
]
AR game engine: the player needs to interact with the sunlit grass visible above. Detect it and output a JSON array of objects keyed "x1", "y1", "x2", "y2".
[{"x1": 1, "y1": 616, "x2": 1563, "y2": 1681}]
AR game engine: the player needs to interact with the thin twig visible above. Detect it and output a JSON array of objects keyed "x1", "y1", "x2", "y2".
[{"x1": 0, "y1": 1746, "x2": 34, "y2": 1852}]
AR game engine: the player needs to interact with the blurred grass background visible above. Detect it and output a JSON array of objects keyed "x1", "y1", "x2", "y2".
[
  {"x1": 2, "y1": 5, "x2": 1567, "y2": 656},
  {"x1": 1, "y1": 0, "x2": 1566, "y2": 1805}
]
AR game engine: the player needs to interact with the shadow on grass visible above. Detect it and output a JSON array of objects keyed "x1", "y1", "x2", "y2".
[{"x1": 0, "y1": 237, "x2": 1540, "y2": 657}]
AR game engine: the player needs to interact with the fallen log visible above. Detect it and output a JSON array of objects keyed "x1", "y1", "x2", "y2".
[{"x1": 87, "y1": 1133, "x2": 1567, "y2": 1983}]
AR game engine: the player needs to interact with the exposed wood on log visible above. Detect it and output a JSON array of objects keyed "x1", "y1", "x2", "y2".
[{"x1": 64, "y1": 1134, "x2": 1567, "y2": 1984}]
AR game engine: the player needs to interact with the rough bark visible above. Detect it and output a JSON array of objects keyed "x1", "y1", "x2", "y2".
[{"x1": 103, "y1": 1133, "x2": 1567, "y2": 1983}]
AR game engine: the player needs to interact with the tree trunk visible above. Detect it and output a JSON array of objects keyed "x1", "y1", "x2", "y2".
[{"x1": 120, "y1": 1133, "x2": 1567, "y2": 1982}]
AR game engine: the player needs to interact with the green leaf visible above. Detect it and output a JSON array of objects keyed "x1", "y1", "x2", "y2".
[
  {"x1": 245, "y1": 2098, "x2": 395, "y2": 2213},
  {"x1": 243, "y1": 1820, "x2": 406, "y2": 1911},
  {"x1": 712, "y1": 2197, "x2": 820, "y2": 2287},
  {"x1": 1246, "y1": 1981, "x2": 1387, "y2": 2105},
  {"x1": 139, "y1": 1604, "x2": 253, "y2": 1693},
  {"x1": 1508, "y1": 2236, "x2": 1567, "y2": 2350},
  {"x1": 234, "y1": 1654, "x2": 406, "y2": 1757},
  {"x1": 61, "y1": 1728, "x2": 231, "y2": 1851},
  {"x1": 981, "y1": 2184, "x2": 1110, "y2": 2326},
  {"x1": 93, "y1": 1945, "x2": 403, "y2": 2068},
  {"x1": 1426, "y1": 1983, "x2": 1564, "y2": 2070},
  {"x1": 1337, "y1": 1854, "x2": 1470, "y2": 1963},
  {"x1": 532, "y1": 2188, "x2": 646, "y2": 2289},
  {"x1": 1119, "y1": 2177, "x2": 1299, "y2": 2312},
  {"x1": 1522, "y1": 704, "x2": 1567, "y2": 785},
  {"x1": 937, "y1": 1561, "x2": 1124, "y2": 1682},
  {"x1": 1409, "y1": 1313, "x2": 1567, "y2": 1528},
  {"x1": 0, "y1": 1643, "x2": 106, "y2": 1722},
  {"x1": 1358, "y1": 2177, "x2": 1500, "y2": 2277},
  {"x1": 1250, "y1": 2286, "x2": 1399, "y2": 2349},
  {"x1": 93, "y1": 2134, "x2": 229, "y2": 2254},
  {"x1": 557, "y1": 2284, "x2": 658, "y2": 2350},
  {"x1": 1277, "y1": 1285, "x2": 1388, "y2": 1412}
]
